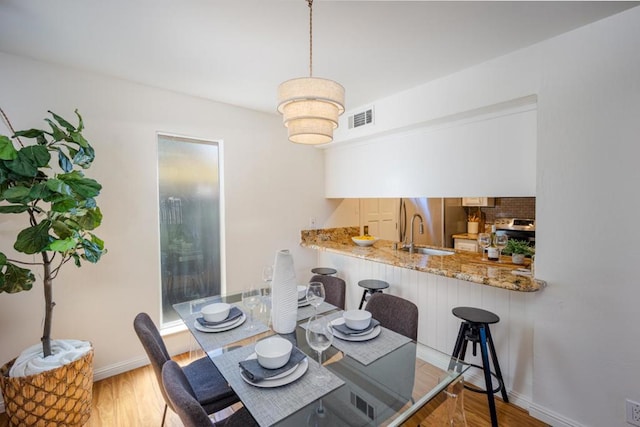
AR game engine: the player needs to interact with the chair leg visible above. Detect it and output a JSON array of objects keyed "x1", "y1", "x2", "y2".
[
  {"x1": 485, "y1": 326, "x2": 509, "y2": 403},
  {"x1": 358, "y1": 290, "x2": 368, "y2": 309},
  {"x1": 479, "y1": 325, "x2": 498, "y2": 427},
  {"x1": 161, "y1": 403, "x2": 168, "y2": 427}
]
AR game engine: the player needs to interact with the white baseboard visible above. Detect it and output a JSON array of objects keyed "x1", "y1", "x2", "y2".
[{"x1": 529, "y1": 403, "x2": 583, "y2": 427}]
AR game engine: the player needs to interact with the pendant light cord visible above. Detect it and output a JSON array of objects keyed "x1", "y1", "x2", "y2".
[{"x1": 308, "y1": 0, "x2": 313, "y2": 77}]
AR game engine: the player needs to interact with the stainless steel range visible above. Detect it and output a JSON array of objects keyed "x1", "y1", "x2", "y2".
[{"x1": 495, "y1": 218, "x2": 535, "y2": 245}]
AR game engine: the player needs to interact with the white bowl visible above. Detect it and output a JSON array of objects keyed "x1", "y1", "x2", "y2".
[
  {"x1": 201, "y1": 303, "x2": 231, "y2": 323},
  {"x1": 297, "y1": 285, "x2": 307, "y2": 300},
  {"x1": 343, "y1": 309, "x2": 372, "y2": 330},
  {"x1": 351, "y1": 236, "x2": 379, "y2": 247},
  {"x1": 254, "y1": 336, "x2": 293, "y2": 369}
]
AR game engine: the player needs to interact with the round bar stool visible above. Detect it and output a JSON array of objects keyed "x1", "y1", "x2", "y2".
[
  {"x1": 450, "y1": 306, "x2": 508, "y2": 427},
  {"x1": 357, "y1": 279, "x2": 389, "y2": 309},
  {"x1": 310, "y1": 267, "x2": 337, "y2": 276}
]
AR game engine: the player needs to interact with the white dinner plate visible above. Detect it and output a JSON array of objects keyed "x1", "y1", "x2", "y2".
[
  {"x1": 193, "y1": 313, "x2": 246, "y2": 333},
  {"x1": 243, "y1": 353, "x2": 299, "y2": 381},
  {"x1": 298, "y1": 299, "x2": 311, "y2": 308},
  {"x1": 330, "y1": 318, "x2": 381, "y2": 342},
  {"x1": 240, "y1": 355, "x2": 308, "y2": 388}
]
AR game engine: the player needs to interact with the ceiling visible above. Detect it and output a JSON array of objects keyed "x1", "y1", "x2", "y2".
[{"x1": 0, "y1": 1, "x2": 637, "y2": 114}]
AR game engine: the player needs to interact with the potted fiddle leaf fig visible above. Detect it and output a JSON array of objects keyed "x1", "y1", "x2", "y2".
[{"x1": 0, "y1": 108, "x2": 106, "y2": 426}]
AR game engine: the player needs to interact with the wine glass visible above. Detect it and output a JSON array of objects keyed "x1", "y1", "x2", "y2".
[
  {"x1": 495, "y1": 234, "x2": 508, "y2": 262},
  {"x1": 307, "y1": 282, "x2": 325, "y2": 313},
  {"x1": 477, "y1": 233, "x2": 491, "y2": 260},
  {"x1": 306, "y1": 314, "x2": 333, "y2": 384},
  {"x1": 242, "y1": 286, "x2": 261, "y2": 330}
]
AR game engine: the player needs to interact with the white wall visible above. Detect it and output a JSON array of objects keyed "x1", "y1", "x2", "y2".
[
  {"x1": 323, "y1": 7, "x2": 640, "y2": 427},
  {"x1": 0, "y1": 52, "x2": 341, "y2": 377}
]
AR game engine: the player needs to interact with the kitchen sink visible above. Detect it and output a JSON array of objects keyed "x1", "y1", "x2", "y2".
[{"x1": 400, "y1": 247, "x2": 455, "y2": 256}]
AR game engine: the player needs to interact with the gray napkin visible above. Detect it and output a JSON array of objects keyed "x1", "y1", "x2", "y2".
[
  {"x1": 333, "y1": 318, "x2": 380, "y2": 336},
  {"x1": 196, "y1": 306, "x2": 243, "y2": 327},
  {"x1": 239, "y1": 347, "x2": 307, "y2": 382}
]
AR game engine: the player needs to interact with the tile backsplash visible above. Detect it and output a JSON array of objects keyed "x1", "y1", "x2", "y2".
[{"x1": 466, "y1": 197, "x2": 536, "y2": 224}]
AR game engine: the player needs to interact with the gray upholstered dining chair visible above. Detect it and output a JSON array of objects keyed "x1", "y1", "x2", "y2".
[
  {"x1": 365, "y1": 293, "x2": 419, "y2": 340},
  {"x1": 133, "y1": 313, "x2": 240, "y2": 426},
  {"x1": 309, "y1": 274, "x2": 346, "y2": 310},
  {"x1": 162, "y1": 360, "x2": 257, "y2": 427}
]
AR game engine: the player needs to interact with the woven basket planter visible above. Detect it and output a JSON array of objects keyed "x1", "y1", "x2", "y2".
[{"x1": 0, "y1": 347, "x2": 94, "y2": 426}]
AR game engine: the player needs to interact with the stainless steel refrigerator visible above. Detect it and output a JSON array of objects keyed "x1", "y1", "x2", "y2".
[{"x1": 398, "y1": 198, "x2": 467, "y2": 248}]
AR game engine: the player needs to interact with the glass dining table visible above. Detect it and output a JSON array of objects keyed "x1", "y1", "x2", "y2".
[{"x1": 173, "y1": 291, "x2": 469, "y2": 427}]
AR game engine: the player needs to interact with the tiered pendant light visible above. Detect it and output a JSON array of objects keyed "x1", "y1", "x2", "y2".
[{"x1": 277, "y1": 0, "x2": 345, "y2": 145}]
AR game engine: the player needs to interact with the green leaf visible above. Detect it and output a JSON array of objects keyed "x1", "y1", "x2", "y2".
[
  {"x1": 29, "y1": 183, "x2": 53, "y2": 201},
  {"x1": 0, "y1": 136, "x2": 18, "y2": 160},
  {"x1": 14, "y1": 220, "x2": 53, "y2": 254},
  {"x1": 0, "y1": 204, "x2": 30, "y2": 214},
  {"x1": 77, "y1": 207, "x2": 102, "y2": 230},
  {"x1": 72, "y1": 253, "x2": 81, "y2": 267},
  {"x1": 2, "y1": 186, "x2": 31, "y2": 203},
  {"x1": 59, "y1": 172, "x2": 101, "y2": 198},
  {"x1": 52, "y1": 197, "x2": 78, "y2": 212},
  {"x1": 75, "y1": 110, "x2": 84, "y2": 132},
  {"x1": 81, "y1": 238, "x2": 103, "y2": 263},
  {"x1": 5, "y1": 145, "x2": 51, "y2": 177},
  {"x1": 46, "y1": 178, "x2": 72, "y2": 196},
  {"x1": 49, "y1": 237, "x2": 76, "y2": 252},
  {"x1": 13, "y1": 129, "x2": 44, "y2": 139},
  {"x1": 48, "y1": 110, "x2": 76, "y2": 132},
  {"x1": 70, "y1": 131, "x2": 89, "y2": 148},
  {"x1": 0, "y1": 263, "x2": 35, "y2": 293},
  {"x1": 45, "y1": 119, "x2": 67, "y2": 142},
  {"x1": 0, "y1": 253, "x2": 6, "y2": 265},
  {"x1": 72, "y1": 145, "x2": 95, "y2": 168},
  {"x1": 52, "y1": 220, "x2": 73, "y2": 239},
  {"x1": 57, "y1": 149, "x2": 73, "y2": 172}
]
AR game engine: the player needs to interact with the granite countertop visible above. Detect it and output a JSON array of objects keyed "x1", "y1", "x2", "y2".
[
  {"x1": 452, "y1": 233, "x2": 479, "y2": 239},
  {"x1": 300, "y1": 227, "x2": 544, "y2": 292}
]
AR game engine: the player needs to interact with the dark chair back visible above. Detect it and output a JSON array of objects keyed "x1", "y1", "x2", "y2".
[
  {"x1": 162, "y1": 360, "x2": 213, "y2": 427},
  {"x1": 365, "y1": 293, "x2": 419, "y2": 340},
  {"x1": 310, "y1": 275, "x2": 346, "y2": 310},
  {"x1": 133, "y1": 312, "x2": 173, "y2": 409},
  {"x1": 162, "y1": 360, "x2": 258, "y2": 427}
]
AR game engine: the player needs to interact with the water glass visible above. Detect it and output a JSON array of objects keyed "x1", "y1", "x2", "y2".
[
  {"x1": 477, "y1": 233, "x2": 491, "y2": 260},
  {"x1": 306, "y1": 314, "x2": 333, "y2": 384},
  {"x1": 307, "y1": 282, "x2": 325, "y2": 312},
  {"x1": 495, "y1": 234, "x2": 508, "y2": 262},
  {"x1": 242, "y1": 286, "x2": 261, "y2": 330}
]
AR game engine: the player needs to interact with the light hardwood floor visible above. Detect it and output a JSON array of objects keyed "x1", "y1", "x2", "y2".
[{"x1": 0, "y1": 353, "x2": 548, "y2": 426}]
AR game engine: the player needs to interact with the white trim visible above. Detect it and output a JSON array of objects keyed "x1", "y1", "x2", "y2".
[{"x1": 529, "y1": 404, "x2": 584, "y2": 427}]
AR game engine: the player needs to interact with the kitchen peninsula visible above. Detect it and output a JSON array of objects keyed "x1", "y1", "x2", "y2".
[
  {"x1": 301, "y1": 227, "x2": 543, "y2": 292},
  {"x1": 300, "y1": 226, "x2": 543, "y2": 410}
]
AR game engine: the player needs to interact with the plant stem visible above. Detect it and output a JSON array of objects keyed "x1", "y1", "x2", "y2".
[
  {"x1": 41, "y1": 251, "x2": 54, "y2": 357},
  {"x1": 0, "y1": 107, "x2": 24, "y2": 147}
]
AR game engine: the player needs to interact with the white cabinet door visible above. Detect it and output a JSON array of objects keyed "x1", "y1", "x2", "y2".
[{"x1": 462, "y1": 197, "x2": 495, "y2": 207}]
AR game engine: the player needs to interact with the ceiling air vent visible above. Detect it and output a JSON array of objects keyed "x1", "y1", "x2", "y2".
[{"x1": 348, "y1": 107, "x2": 374, "y2": 130}]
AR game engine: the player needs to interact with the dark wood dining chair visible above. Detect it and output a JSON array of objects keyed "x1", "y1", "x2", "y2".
[
  {"x1": 133, "y1": 313, "x2": 239, "y2": 426},
  {"x1": 365, "y1": 293, "x2": 419, "y2": 340},
  {"x1": 162, "y1": 360, "x2": 258, "y2": 427},
  {"x1": 309, "y1": 274, "x2": 346, "y2": 310}
]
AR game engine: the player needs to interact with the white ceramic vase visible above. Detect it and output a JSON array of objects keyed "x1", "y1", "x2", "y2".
[{"x1": 270, "y1": 249, "x2": 298, "y2": 334}]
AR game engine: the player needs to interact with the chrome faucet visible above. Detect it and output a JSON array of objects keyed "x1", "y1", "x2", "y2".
[{"x1": 406, "y1": 213, "x2": 424, "y2": 253}]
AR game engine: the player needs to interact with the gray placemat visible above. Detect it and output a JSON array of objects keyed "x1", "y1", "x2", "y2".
[
  {"x1": 181, "y1": 303, "x2": 270, "y2": 353},
  {"x1": 212, "y1": 341, "x2": 344, "y2": 427},
  {"x1": 302, "y1": 311, "x2": 413, "y2": 366},
  {"x1": 296, "y1": 301, "x2": 337, "y2": 321}
]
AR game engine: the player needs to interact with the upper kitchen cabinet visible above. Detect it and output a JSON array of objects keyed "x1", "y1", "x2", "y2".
[
  {"x1": 462, "y1": 197, "x2": 494, "y2": 207},
  {"x1": 323, "y1": 96, "x2": 537, "y2": 199}
]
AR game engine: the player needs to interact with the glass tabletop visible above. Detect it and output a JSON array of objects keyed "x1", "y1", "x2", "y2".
[{"x1": 173, "y1": 292, "x2": 469, "y2": 426}]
